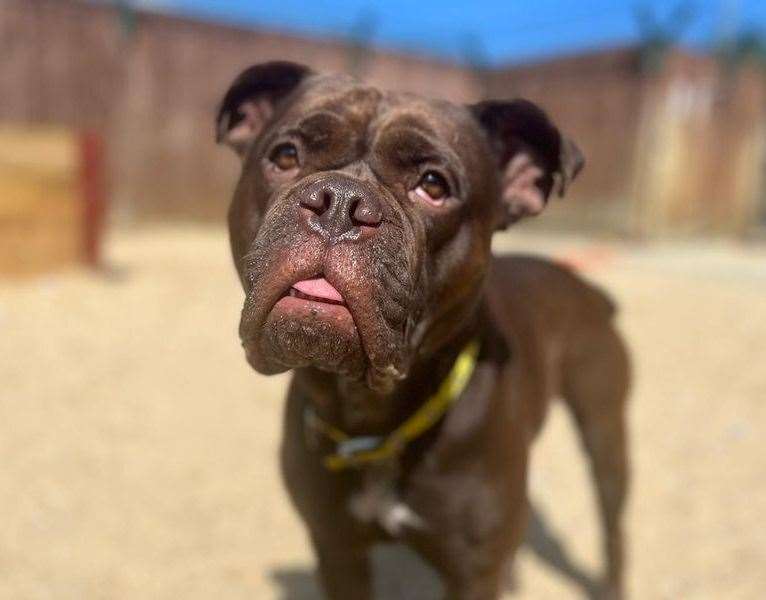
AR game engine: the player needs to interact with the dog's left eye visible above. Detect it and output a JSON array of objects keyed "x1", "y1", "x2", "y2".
[
  {"x1": 414, "y1": 171, "x2": 451, "y2": 206},
  {"x1": 269, "y1": 143, "x2": 299, "y2": 171}
]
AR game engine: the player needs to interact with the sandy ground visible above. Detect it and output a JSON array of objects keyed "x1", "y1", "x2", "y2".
[{"x1": 1, "y1": 225, "x2": 765, "y2": 600}]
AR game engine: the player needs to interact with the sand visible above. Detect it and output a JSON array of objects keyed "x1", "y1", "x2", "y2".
[{"x1": 1, "y1": 225, "x2": 765, "y2": 599}]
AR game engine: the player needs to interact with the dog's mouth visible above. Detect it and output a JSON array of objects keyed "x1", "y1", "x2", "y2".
[
  {"x1": 243, "y1": 270, "x2": 364, "y2": 378},
  {"x1": 288, "y1": 277, "x2": 347, "y2": 306},
  {"x1": 238, "y1": 223, "x2": 416, "y2": 390},
  {"x1": 274, "y1": 275, "x2": 354, "y2": 323}
]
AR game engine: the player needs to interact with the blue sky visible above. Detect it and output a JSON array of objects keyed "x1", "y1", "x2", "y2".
[{"x1": 125, "y1": 0, "x2": 766, "y2": 65}]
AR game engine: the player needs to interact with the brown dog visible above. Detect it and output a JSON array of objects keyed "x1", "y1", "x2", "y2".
[{"x1": 215, "y1": 62, "x2": 630, "y2": 600}]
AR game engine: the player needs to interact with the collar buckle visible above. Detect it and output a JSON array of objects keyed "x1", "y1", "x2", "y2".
[{"x1": 336, "y1": 435, "x2": 385, "y2": 458}]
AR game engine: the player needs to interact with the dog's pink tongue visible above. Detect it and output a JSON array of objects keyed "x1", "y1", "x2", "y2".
[{"x1": 292, "y1": 277, "x2": 344, "y2": 303}]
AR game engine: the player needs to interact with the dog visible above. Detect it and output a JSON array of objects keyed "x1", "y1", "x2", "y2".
[{"x1": 215, "y1": 61, "x2": 630, "y2": 600}]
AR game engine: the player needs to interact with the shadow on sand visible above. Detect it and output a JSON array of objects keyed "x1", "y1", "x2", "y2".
[{"x1": 269, "y1": 501, "x2": 605, "y2": 599}]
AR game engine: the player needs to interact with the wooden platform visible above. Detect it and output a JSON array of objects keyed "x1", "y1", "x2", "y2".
[{"x1": 0, "y1": 125, "x2": 103, "y2": 276}]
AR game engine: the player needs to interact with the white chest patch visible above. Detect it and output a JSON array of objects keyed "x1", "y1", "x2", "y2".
[{"x1": 348, "y1": 470, "x2": 427, "y2": 537}]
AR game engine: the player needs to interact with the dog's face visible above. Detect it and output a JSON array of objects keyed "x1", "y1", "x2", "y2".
[{"x1": 216, "y1": 62, "x2": 583, "y2": 392}]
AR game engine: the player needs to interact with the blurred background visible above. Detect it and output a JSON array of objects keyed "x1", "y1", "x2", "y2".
[{"x1": 1, "y1": 0, "x2": 765, "y2": 598}]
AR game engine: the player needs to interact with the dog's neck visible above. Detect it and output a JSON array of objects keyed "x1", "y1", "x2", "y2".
[{"x1": 295, "y1": 303, "x2": 492, "y2": 437}]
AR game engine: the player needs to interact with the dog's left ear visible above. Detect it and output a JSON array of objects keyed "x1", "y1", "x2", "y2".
[
  {"x1": 471, "y1": 99, "x2": 584, "y2": 227},
  {"x1": 216, "y1": 61, "x2": 313, "y2": 157}
]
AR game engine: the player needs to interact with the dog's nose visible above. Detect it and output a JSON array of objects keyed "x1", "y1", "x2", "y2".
[{"x1": 300, "y1": 176, "x2": 382, "y2": 239}]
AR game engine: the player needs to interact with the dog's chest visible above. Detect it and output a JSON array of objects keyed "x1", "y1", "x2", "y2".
[{"x1": 347, "y1": 463, "x2": 429, "y2": 539}]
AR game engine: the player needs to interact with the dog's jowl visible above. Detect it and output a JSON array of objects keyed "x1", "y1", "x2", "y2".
[{"x1": 216, "y1": 61, "x2": 630, "y2": 600}]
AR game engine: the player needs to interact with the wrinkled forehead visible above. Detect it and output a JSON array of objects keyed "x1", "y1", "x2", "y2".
[{"x1": 282, "y1": 75, "x2": 485, "y2": 160}]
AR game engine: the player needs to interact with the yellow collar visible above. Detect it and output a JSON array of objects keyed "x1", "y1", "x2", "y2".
[{"x1": 304, "y1": 339, "x2": 481, "y2": 471}]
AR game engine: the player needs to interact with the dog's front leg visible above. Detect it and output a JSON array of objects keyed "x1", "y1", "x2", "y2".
[
  {"x1": 444, "y1": 567, "x2": 503, "y2": 600},
  {"x1": 311, "y1": 534, "x2": 372, "y2": 600},
  {"x1": 412, "y1": 532, "x2": 506, "y2": 600}
]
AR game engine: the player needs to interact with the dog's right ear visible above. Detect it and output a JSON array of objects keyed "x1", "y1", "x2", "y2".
[{"x1": 215, "y1": 61, "x2": 312, "y2": 157}]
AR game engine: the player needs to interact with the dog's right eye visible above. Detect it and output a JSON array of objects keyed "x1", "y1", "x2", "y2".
[{"x1": 269, "y1": 143, "x2": 299, "y2": 171}]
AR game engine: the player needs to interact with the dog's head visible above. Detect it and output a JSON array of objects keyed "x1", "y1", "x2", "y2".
[{"x1": 216, "y1": 62, "x2": 583, "y2": 392}]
